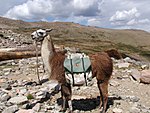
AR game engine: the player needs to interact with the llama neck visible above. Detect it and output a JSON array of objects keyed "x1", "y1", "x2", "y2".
[{"x1": 41, "y1": 35, "x2": 56, "y2": 74}]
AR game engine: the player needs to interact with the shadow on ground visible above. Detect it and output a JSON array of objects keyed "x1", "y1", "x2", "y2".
[{"x1": 57, "y1": 95, "x2": 121, "y2": 111}]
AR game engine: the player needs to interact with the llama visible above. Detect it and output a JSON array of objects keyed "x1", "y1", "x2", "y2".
[{"x1": 31, "y1": 29, "x2": 113, "y2": 113}]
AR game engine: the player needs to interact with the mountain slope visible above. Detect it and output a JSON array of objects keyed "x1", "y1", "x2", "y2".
[{"x1": 0, "y1": 17, "x2": 150, "y2": 61}]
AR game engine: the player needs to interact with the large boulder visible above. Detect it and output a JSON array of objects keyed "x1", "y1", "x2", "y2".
[
  {"x1": 8, "y1": 95, "x2": 28, "y2": 105},
  {"x1": 131, "y1": 69, "x2": 150, "y2": 84},
  {"x1": 140, "y1": 70, "x2": 150, "y2": 84}
]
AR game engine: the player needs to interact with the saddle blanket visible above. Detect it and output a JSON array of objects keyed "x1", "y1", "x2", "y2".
[{"x1": 64, "y1": 53, "x2": 92, "y2": 86}]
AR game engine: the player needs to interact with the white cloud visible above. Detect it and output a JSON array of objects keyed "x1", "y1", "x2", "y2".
[
  {"x1": 0, "y1": 0, "x2": 27, "y2": 16},
  {"x1": 127, "y1": 19, "x2": 137, "y2": 25},
  {"x1": 4, "y1": 0, "x2": 53, "y2": 20},
  {"x1": 108, "y1": 7, "x2": 150, "y2": 32},
  {"x1": 127, "y1": 18, "x2": 150, "y2": 25},
  {"x1": 5, "y1": 3, "x2": 31, "y2": 20},
  {"x1": 139, "y1": 19, "x2": 150, "y2": 24},
  {"x1": 1, "y1": 0, "x2": 150, "y2": 31},
  {"x1": 109, "y1": 7, "x2": 140, "y2": 22},
  {"x1": 4, "y1": 0, "x2": 101, "y2": 21},
  {"x1": 87, "y1": 18, "x2": 101, "y2": 26}
]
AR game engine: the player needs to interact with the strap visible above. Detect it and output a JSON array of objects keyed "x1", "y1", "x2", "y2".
[
  {"x1": 70, "y1": 55, "x2": 75, "y2": 86},
  {"x1": 81, "y1": 55, "x2": 87, "y2": 86}
]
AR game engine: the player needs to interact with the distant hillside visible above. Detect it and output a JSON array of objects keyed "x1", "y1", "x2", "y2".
[{"x1": 0, "y1": 17, "x2": 150, "y2": 61}]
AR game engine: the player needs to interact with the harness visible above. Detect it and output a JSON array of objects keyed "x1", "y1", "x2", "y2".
[{"x1": 64, "y1": 53, "x2": 92, "y2": 86}]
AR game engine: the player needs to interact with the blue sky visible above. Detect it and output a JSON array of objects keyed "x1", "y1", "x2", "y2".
[{"x1": 0, "y1": 0, "x2": 150, "y2": 31}]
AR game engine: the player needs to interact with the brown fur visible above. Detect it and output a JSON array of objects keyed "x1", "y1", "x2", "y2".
[
  {"x1": 32, "y1": 30, "x2": 113, "y2": 113},
  {"x1": 90, "y1": 52, "x2": 113, "y2": 112},
  {"x1": 105, "y1": 49, "x2": 122, "y2": 60},
  {"x1": 49, "y1": 51, "x2": 113, "y2": 113}
]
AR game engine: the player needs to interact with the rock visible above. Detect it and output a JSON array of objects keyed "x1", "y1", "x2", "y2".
[
  {"x1": 112, "y1": 108, "x2": 123, "y2": 113},
  {"x1": 0, "y1": 103, "x2": 5, "y2": 112},
  {"x1": 21, "y1": 103, "x2": 32, "y2": 109},
  {"x1": 32, "y1": 103, "x2": 41, "y2": 112},
  {"x1": 72, "y1": 95, "x2": 87, "y2": 100},
  {"x1": 19, "y1": 88, "x2": 28, "y2": 95},
  {"x1": 16, "y1": 109, "x2": 34, "y2": 113},
  {"x1": 4, "y1": 71, "x2": 10, "y2": 75},
  {"x1": 114, "y1": 100, "x2": 121, "y2": 107},
  {"x1": 35, "y1": 91, "x2": 48, "y2": 99},
  {"x1": 0, "y1": 83, "x2": 12, "y2": 90},
  {"x1": 8, "y1": 95, "x2": 28, "y2": 105},
  {"x1": 130, "y1": 69, "x2": 141, "y2": 82},
  {"x1": 0, "y1": 78, "x2": 7, "y2": 83},
  {"x1": 3, "y1": 68, "x2": 12, "y2": 76},
  {"x1": 131, "y1": 69, "x2": 150, "y2": 84},
  {"x1": 141, "y1": 108, "x2": 150, "y2": 113},
  {"x1": 116, "y1": 62, "x2": 130, "y2": 68},
  {"x1": 130, "y1": 106, "x2": 141, "y2": 113},
  {"x1": 129, "y1": 96, "x2": 140, "y2": 102},
  {"x1": 2, "y1": 105, "x2": 18, "y2": 113},
  {"x1": 141, "y1": 65, "x2": 148, "y2": 69},
  {"x1": 72, "y1": 110, "x2": 80, "y2": 113},
  {"x1": 42, "y1": 80, "x2": 59, "y2": 91},
  {"x1": 3, "y1": 68, "x2": 12, "y2": 73},
  {"x1": 140, "y1": 70, "x2": 150, "y2": 84},
  {"x1": 109, "y1": 80, "x2": 120, "y2": 86},
  {"x1": 123, "y1": 57, "x2": 134, "y2": 63},
  {"x1": 121, "y1": 95, "x2": 140, "y2": 102},
  {"x1": 0, "y1": 92, "x2": 11, "y2": 102}
]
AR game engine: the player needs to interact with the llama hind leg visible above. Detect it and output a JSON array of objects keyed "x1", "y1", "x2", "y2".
[
  {"x1": 97, "y1": 80, "x2": 109, "y2": 113},
  {"x1": 60, "y1": 83, "x2": 72, "y2": 112}
]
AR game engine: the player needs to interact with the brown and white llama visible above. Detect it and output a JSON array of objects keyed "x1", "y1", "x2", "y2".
[{"x1": 31, "y1": 29, "x2": 113, "y2": 113}]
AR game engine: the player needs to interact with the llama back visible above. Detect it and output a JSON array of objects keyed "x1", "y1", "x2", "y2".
[{"x1": 90, "y1": 52, "x2": 113, "y2": 80}]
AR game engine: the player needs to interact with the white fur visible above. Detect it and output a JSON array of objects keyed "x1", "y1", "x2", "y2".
[
  {"x1": 68, "y1": 100, "x2": 73, "y2": 111},
  {"x1": 41, "y1": 36, "x2": 51, "y2": 75}
]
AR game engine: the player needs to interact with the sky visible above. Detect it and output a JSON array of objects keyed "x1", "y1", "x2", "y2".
[{"x1": 0, "y1": 0, "x2": 150, "y2": 32}]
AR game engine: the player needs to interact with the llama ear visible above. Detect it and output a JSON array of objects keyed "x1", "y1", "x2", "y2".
[{"x1": 46, "y1": 29, "x2": 53, "y2": 32}]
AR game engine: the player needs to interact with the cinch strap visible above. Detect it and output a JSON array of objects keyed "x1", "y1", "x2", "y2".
[{"x1": 81, "y1": 54, "x2": 87, "y2": 86}]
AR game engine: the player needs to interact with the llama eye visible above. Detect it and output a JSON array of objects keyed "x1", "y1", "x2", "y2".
[{"x1": 39, "y1": 32, "x2": 43, "y2": 35}]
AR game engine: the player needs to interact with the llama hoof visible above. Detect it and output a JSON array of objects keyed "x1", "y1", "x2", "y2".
[
  {"x1": 66, "y1": 108, "x2": 73, "y2": 113},
  {"x1": 100, "y1": 107, "x2": 105, "y2": 113},
  {"x1": 59, "y1": 108, "x2": 67, "y2": 112}
]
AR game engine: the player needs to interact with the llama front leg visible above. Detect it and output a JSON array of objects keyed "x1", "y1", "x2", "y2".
[
  {"x1": 61, "y1": 96, "x2": 67, "y2": 112},
  {"x1": 61, "y1": 97, "x2": 72, "y2": 113},
  {"x1": 68, "y1": 100, "x2": 73, "y2": 112},
  {"x1": 97, "y1": 80, "x2": 109, "y2": 113},
  {"x1": 61, "y1": 83, "x2": 72, "y2": 112}
]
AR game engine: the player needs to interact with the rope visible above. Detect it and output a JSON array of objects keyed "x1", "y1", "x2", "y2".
[{"x1": 35, "y1": 41, "x2": 41, "y2": 84}]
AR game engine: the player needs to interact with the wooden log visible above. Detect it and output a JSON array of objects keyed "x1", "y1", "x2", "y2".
[
  {"x1": 0, "y1": 46, "x2": 66, "y2": 61},
  {"x1": 0, "y1": 51, "x2": 41, "y2": 61},
  {"x1": 0, "y1": 47, "x2": 41, "y2": 61},
  {"x1": 0, "y1": 46, "x2": 39, "y2": 52}
]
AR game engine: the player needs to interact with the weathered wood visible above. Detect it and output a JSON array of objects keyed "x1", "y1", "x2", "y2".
[
  {"x1": 0, "y1": 46, "x2": 66, "y2": 61},
  {"x1": 0, "y1": 47, "x2": 41, "y2": 61},
  {"x1": 0, "y1": 46, "x2": 39, "y2": 52},
  {"x1": 0, "y1": 51, "x2": 41, "y2": 61}
]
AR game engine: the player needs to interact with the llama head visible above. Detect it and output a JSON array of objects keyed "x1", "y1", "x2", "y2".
[{"x1": 31, "y1": 29, "x2": 53, "y2": 42}]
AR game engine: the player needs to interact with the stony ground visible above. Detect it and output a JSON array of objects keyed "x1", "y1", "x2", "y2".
[
  {"x1": 0, "y1": 56, "x2": 150, "y2": 113},
  {"x1": 0, "y1": 29, "x2": 150, "y2": 113}
]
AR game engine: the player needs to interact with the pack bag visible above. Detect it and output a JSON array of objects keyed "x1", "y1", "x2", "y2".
[{"x1": 64, "y1": 53, "x2": 92, "y2": 86}]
